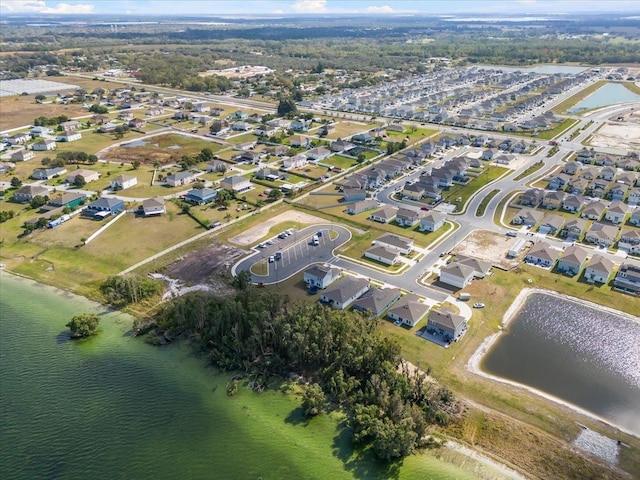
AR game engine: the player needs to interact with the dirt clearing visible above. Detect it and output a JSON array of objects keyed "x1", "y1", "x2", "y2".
[
  {"x1": 588, "y1": 121, "x2": 640, "y2": 151},
  {"x1": 452, "y1": 229, "x2": 520, "y2": 270},
  {"x1": 162, "y1": 242, "x2": 247, "y2": 295},
  {"x1": 228, "y1": 210, "x2": 329, "y2": 246}
]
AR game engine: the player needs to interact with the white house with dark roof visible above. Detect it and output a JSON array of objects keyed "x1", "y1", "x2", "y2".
[
  {"x1": 585, "y1": 222, "x2": 619, "y2": 246},
  {"x1": 346, "y1": 199, "x2": 378, "y2": 215},
  {"x1": 142, "y1": 197, "x2": 165, "y2": 216},
  {"x1": 13, "y1": 185, "x2": 49, "y2": 203},
  {"x1": 364, "y1": 245, "x2": 400, "y2": 266},
  {"x1": 67, "y1": 169, "x2": 100, "y2": 184},
  {"x1": 352, "y1": 287, "x2": 401, "y2": 318},
  {"x1": 110, "y1": 174, "x2": 137, "y2": 191},
  {"x1": 560, "y1": 217, "x2": 588, "y2": 239},
  {"x1": 166, "y1": 171, "x2": 197, "y2": 187},
  {"x1": 524, "y1": 241, "x2": 560, "y2": 268},
  {"x1": 439, "y1": 262, "x2": 475, "y2": 289},
  {"x1": 581, "y1": 201, "x2": 606, "y2": 220},
  {"x1": 374, "y1": 233, "x2": 413, "y2": 255},
  {"x1": 419, "y1": 212, "x2": 445, "y2": 232},
  {"x1": 304, "y1": 264, "x2": 341, "y2": 289},
  {"x1": 557, "y1": 245, "x2": 589, "y2": 276},
  {"x1": 604, "y1": 201, "x2": 627, "y2": 224},
  {"x1": 562, "y1": 194, "x2": 584, "y2": 213},
  {"x1": 220, "y1": 175, "x2": 252, "y2": 193},
  {"x1": 396, "y1": 207, "x2": 421, "y2": 227},
  {"x1": 31, "y1": 167, "x2": 67, "y2": 180},
  {"x1": 538, "y1": 214, "x2": 565, "y2": 235},
  {"x1": 584, "y1": 254, "x2": 615, "y2": 284},
  {"x1": 319, "y1": 276, "x2": 369, "y2": 309},
  {"x1": 11, "y1": 149, "x2": 35, "y2": 162},
  {"x1": 369, "y1": 205, "x2": 398, "y2": 223},
  {"x1": 427, "y1": 307, "x2": 467, "y2": 342},
  {"x1": 57, "y1": 131, "x2": 82, "y2": 142},
  {"x1": 386, "y1": 293, "x2": 430, "y2": 327},
  {"x1": 455, "y1": 255, "x2": 492, "y2": 278},
  {"x1": 512, "y1": 208, "x2": 544, "y2": 226}
]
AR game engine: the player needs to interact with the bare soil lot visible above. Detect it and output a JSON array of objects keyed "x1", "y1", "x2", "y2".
[
  {"x1": 163, "y1": 242, "x2": 246, "y2": 294},
  {"x1": 588, "y1": 120, "x2": 640, "y2": 151},
  {"x1": 452, "y1": 229, "x2": 520, "y2": 270}
]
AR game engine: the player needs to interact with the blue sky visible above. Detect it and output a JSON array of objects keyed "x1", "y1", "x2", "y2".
[{"x1": 1, "y1": 0, "x2": 639, "y2": 16}]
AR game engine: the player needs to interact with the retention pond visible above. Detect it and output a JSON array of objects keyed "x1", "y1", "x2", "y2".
[{"x1": 480, "y1": 290, "x2": 640, "y2": 437}]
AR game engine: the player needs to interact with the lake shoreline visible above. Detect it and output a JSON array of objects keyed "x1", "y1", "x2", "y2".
[{"x1": 466, "y1": 287, "x2": 640, "y2": 439}]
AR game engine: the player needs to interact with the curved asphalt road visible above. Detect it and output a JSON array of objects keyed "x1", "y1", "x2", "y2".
[{"x1": 233, "y1": 224, "x2": 351, "y2": 285}]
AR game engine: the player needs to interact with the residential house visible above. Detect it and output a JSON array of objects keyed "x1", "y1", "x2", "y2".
[
  {"x1": 607, "y1": 183, "x2": 629, "y2": 202},
  {"x1": 320, "y1": 276, "x2": 369, "y2": 309},
  {"x1": 512, "y1": 208, "x2": 544, "y2": 226},
  {"x1": 455, "y1": 255, "x2": 492, "y2": 278},
  {"x1": 142, "y1": 197, "x2": 165, "y2": 216},
  {"x1": 519, "y1": 188, "x2": 544, "y2": 207},
  {"x1": 254, "y1": 168, "x2": 281, "y2": 181},
  {"x1": 557, "y1": 245, "x2": 589, "y2": 275},
  {"x1": 185, "y1": 187, "x2": 218, "y2": 205},
  {"x1": 31, "y1": 167, "x2": 67, "y2": 180},
  {"x1": 548, "y1": 173, "x2": 571, "y2": 191},
  {"x1": 59, "y1": 120, "x2": 82, "y2": 132},
  {"x1": 567, "y1": 177, "x2": 588, "y2": 195},
  {"x1": 220, "y1": 175, "x2": 252, "y2": 193},
  {"x1": 237, "y1": 151, "x2": 261, "y2": 164},
  {"x1": 419, "y1": 212, "x2": 445, "y2": 232},
  {"x1": 304, "y1": 264, "x2": 341, "y2": 289},
  {"x1": 282, "y1": 154, "x2": 307, "y2": 170},
  {"x1": 524, "y1": 241, "x2": 560, "y2": 268},
  {"x1": 584, "y1": 254, "x2": 615, "y2": 284},
  {"x1": 427, "y1": 307, "x2": 467, "y2": 342},
  {"x1": 396, "y1": 208, "x2": 421, "y2": 227},
  {"x1": 67, "y1": 169, "x2": 100, "y2": 184},
  {"x1": 386, "y1": 293, "x2": 430, "y2": 327},
  {"x1": 369, "y1": 205, "x2": 398, "y2": 223},
  {"x1": 402, "y1": 183, "x2": 425, "y2": 200},
  {"x1": 110, "y1": 174, "x2": 137, "y2": 191},
  {"x1": 619, "y1": 229, "x2": 640, "y2": 255},
  {"x1": 630, "y1": 210, "x2": 640, "y2": 226},
  {"x1": 32, "y1": 139, "x2": 56, "y2": 151},
  {"x1": 439, "y1": 262, "x2": 475, "y2": 289},
  {"x1": 342, "y1": 188, "x2": 367, "y2": 202},
  {"x1": 289, "y1": 135, "x2": 311, "y2": 148},
  {"x1": 346, "y1": 199, "x2": 378, "y2": 215},
  {"x1": 231, "y1": 121, "x2": 251, "y2": 131},
  {"x1": 581, "y1": 201, "x2": 605, "y2": 221},
  {"x1": 7, "y1": 133, "x2": 31, "y2": 145},
  {"x1": 330, "y1": 139, "x2": 356, "y2": 153},
  {"x1": 266, "y1": 145, "x2": 288, "y2": 157},
  {"x1": 206, "y1": 160, "x2": 228, "y2": 173},
  {"x1": 560, "y1": 218, "x2": 588, "y2": 239},
  {"x1": 539, "y1": 214, "x2": 565, "y2": 235},
  {"x1": 306, "y1": 147, "x2": 331, "y2": 162},
  {"x1": 254, "y1": 125, "x2": 278, "y2": 137},
  {"x1": 604, "y1": 201, "x2": 627, "y2": 224},
  {"x1": 11, "y1": 149, "x2": 35, "y2": 162},
  {"x1": 613, "y1": 263, "x2": 640, "y2": 295},
  {"x1": 364, "y1": 245, "x2": 400, "y2": 266},
  {"x1": 234, "y1": 141, "x2": 257, "y2": 152},
  {"x1": 165, "y1": 171, "x2": 197, "y2": 187},
  {"x1": 352, "y1": 287, "x2": 401, "y2": 318},
  {"x1": 30, "y1": 126, "x2": 52, "y2": 136},
  {"x1": 13, "y1": 185, "x2": 49, "y2": 203},
  {"x1": 128, "y1": 118, "x2": 146, "y2": 129},
  {"x1": 57, "y1": 131, "x2": 82, "y2": 142},
  {"x1": 562, "y1": 161, "x2": 581, "y2": 175},
  {"x1": 98, "y1": 122, "x2": 118, "y2": 133},
  {"x1": 562, "y1": 194, "x2": 584, "y2": 213},
  {"x1": 83, "y1": 197, "x2": 125, "y2": 218},
  {"x1": 375, "y1": 233, "x2": 413, "y2": 255},
  {"x1": 146, "y1": 106, "x2": 164, "y2": 116},
  {"x1": 599, "y1": 166, "x2": 617, "y2": 181},
  {"x1": 48, "y1": 192, "x2": 86, "y2": 209},
  {"x1": 542, "y1": 190, "x2": 565, "y2": 210},
  {"x1": 585, "y1": 222, "x2": 619, "y2": 246}
]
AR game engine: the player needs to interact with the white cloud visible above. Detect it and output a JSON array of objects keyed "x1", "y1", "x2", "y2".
[
  {"x1": 271, "y1": 9, "x2": 285, "y2": 14},
  {"x1": 365, "y1": 5, "x2": 394, "y2": 13},
  {"x1": 0, "y1": 1, "x2": 95, "y2": 14},
  {"x1": 291, "y1": 0, "x2": 328, "y2": 13}
]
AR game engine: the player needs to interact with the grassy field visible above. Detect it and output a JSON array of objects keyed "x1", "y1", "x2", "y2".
[
  {"x1": 513, "y1": 160, "x2": 544, "y2": 181},
  {"x1": 385, "y1": 127, "x2": 439, "y2": 145},
  {"x1": 0, "y1": 95, "x2": 89, "y2": 132},
  {"x1": 322, "y1": 121, "x2": 376, "y2": 140},
  {"x1": 475, "y1": 189, "x2": 500, "y2": 216},
  {"x1": 443, "y1": 166, "x2": 509, "y2": 212},
  {"x1": 102, "y1": 133, "x2": 223, "y2": 165}
]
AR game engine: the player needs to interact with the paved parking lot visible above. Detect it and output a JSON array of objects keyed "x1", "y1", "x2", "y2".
[{"x1": 233, "y1": 224, "x2": 351, "y2": 285}]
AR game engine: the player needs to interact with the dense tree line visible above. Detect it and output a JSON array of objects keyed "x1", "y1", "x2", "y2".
[
  {"x1": 101, "y1": 275, "x2": 163, "y2": 307},
  {"x1": 150, "y1": 287, "x2": 459, "y2": 460}
]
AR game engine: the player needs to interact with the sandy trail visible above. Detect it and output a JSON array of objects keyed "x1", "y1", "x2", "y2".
[{"x1": 228, "y1": 210, "x2": 328, "y2": 246}]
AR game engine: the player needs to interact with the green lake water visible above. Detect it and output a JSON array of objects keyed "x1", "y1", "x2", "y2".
[{"x1": 0, "y1": 272, "x2": 500, "y2": 480}]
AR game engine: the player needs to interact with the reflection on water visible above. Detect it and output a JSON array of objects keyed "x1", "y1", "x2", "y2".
[
  {"x1": 568, "y1": 83, "x2": 640, "y2": 113},
  {"x1": 482, "y1": 292, "x2": 640, "y2": 436}
]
